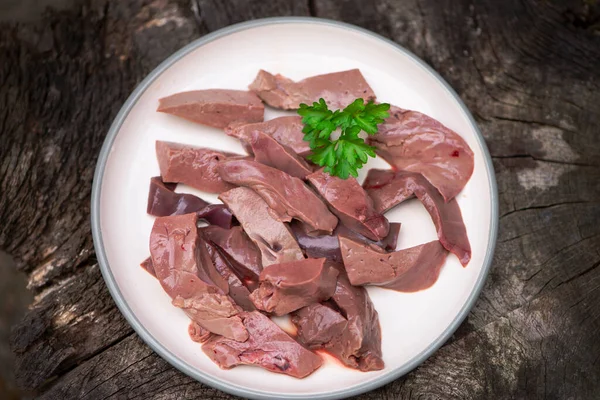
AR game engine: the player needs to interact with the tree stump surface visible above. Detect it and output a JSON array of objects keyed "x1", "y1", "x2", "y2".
[{"x1": 1, "y1": 0, "x2": 599, "y2": 398}]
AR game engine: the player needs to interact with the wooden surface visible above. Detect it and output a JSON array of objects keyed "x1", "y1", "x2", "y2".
[{"x1": 1, "y1": 0, "x2": 599, "y2": 398}]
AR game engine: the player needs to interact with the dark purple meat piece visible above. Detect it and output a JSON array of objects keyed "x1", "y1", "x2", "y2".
[
  {"x1": 307, "y1": 169, "x2": 389, "y2": 241},
  {"x1": 364, "y1": 169, "x2": 471, "y2": 266},
  {"x1": 248, "y1": 69, "x2": 376, "y2": 110},
  {"x1": 157, "y1": 89, "x2": 264, "y2": 128},
  {"x1": 339, "y1": 236, "x2": 448, "y2": 292},
  {"x1": 225, "y1": 116, "x2": 311, "y2": 157},
  {"x1": 249, "y1": 130, "x2": 313, "y2": 179},
  {"x1": 292, "y1": 266, "x2": 384, "y2": 372},
  {"x1": 292, "y1": 303, "x2": 347, "y2": 348},
  {"x1": 218, "y1": 160, "x2": 338, "y2": 234},
  {"x1": 219, "y1": 187, "x2": 304, "y2": 267},
  {"x1": 147, "y1": 177, "x2": 234, "y2": 228},
  {"x1": 202, "y1": 311, "x2": 323, "y2": 378},
  {"x1": 149, "y1": 213, "x2": 247, "y2": 341},
  {"x1": 201, "y1": 225, "x2": 263, "y2": 287},
  {"x1": 369, "y1": 106, "x2": 474, "y2": 202},
  {"x1": 202, "y1": 238, "x2": 255, "y2": 311},
  {"x1": 156, "y1": 141, "x2": 242, "y2": 194},
  {"x1": 290, "y1": 220, "x2": 401, "y2": 264},
  {"x1": 249, "y1": 258, "x2": 338, "y2": 316}
]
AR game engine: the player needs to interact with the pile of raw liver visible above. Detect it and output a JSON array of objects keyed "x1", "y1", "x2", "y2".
[{"x1": 143, "y1": 69, "x2": 474, "y2": 378}]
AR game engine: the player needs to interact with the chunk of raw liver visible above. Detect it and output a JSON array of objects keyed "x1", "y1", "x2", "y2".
[
  {"x1": 218, "y1": 187, "x2": 304, "y2": 267},
  {"x1": 364, "y1": 169, "x2": 471, "y2": 266},
  {"x1": 250, "y1": 258, "x2": 338, "y2": 316},
  {"x1": 157, "y1": 89, "x2": 264, "y2": 128},
  {"x1": 218, "y1": 160, "x2": 338, "y2": 235},
  {"x1": 202, "y1": 311, "x2": 323, "y2": 378},
  {"x1": 249, "y1": 69, "x2": 376, "y2": 110},
  {"x1": 156, "y1": 141, "x2": 242, "y2": 194},
  {"x1": 339, "y1": 236, "x2": 448, "y2": 292}
]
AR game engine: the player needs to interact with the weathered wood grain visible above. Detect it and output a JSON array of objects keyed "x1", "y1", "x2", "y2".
[{"x1": 1, "y1": 0, "x2": 599, "y2": 398}]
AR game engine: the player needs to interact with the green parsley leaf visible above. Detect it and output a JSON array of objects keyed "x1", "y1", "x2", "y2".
[{"x1": 299, "y1": 97, "x2": 389, "y2": 179}]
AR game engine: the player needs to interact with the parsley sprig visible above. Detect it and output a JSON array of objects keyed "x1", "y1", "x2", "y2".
[{"x1": 298, "y1": 98, "x2": 390, "y2": 179}]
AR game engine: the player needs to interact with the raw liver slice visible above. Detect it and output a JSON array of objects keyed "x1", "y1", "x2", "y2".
[
  {"x1": 364, "y1": 169, "x2": 471, "y2": 266},
  {"x1": 218, "y1": 187, "x2": 304, "y2": 267},
  {"x1": 157, "y1": 89, "x2": 264, "y2": 128},
  {"x1": 202, "y1": 311, "x2": 323, "y2": 379},
  {"x1": 149, "y1": 213, "x2": 247, "y2": 341},
  {"x1": 307, "y1": 169, "x2": 389, "y2": 241},
  {"x1": 249, "y1": 69, "x2": 376, "y2": 110},
  {"x1": 339, "y1": 236, "x2": 448, "y2": 292},
  {"x1": 249, "y1": 130, "x2": 313, "y2": 179},
  {"x1": 156, "y1": 141, "x2": 241, "y2": 194},
  {"x1": 218, "y1": 160, "x2": 338, "y2": 235},
  {"x1": 147, "y1": 177, "x2": 233, "y2": 228},
  {"x1": 201, "y1": 225, "x2": 263, "y2": 287},
  {"x1": 290, "y1": 220, "x2": 401, "y2": 264},
  {"x1": 292, "y1": 267, "x2": 384, "y2": 372},
  {"x1": 225, "y1": 116, "x2": 311, "y2": 157},
  {"x1": 249, "y1": 258, "x2": 338, "y2": 316},
  {"x1": 370, "y1": 106, "x2": 474, "y2": 202}
]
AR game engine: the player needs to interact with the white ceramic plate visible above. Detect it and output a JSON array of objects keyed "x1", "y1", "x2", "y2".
[{"x1": 91, "y1": 17, "x2": 498, "y2": 400}]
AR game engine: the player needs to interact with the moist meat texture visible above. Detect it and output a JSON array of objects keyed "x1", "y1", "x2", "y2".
[
  {"x1": 218, "y1": 160, "x2": 338, "y2": 234},
  {"x1": 202, "y1": 311, "x2": 323, "y2": 378},
  {"x1": 292, "y1": 267, "x2": 384, "y2": 371},
  {"x1": 369, "y1": 106, "x2": 474, "y2": 202},
  {"x1": 201, "y1": 225, "x2": 263, "y2": 287},
  {"x1": 225, "y1": 116, "x2": 311, "y2": 157},
  {"x1": 364, "y1": 169, "x2": 471, "y2": 266},
  {"x1": 290, "y1": 220, "x2": 401, "y2": 264},
  {"x1": 248, "y1": 69, "x2": 376, "y2": 110},
  {"x1": 219, "y1": 187, "x2": 304, "y2": 267},
  {"x1": 147, "y1": 177, "x2": 233, "y2": 228},
  {"x1": 249, "y1": 258, "x2": 339, "y2": 316},
  {"x1": 339, "y1": 236, "x2": 448, "y2": 292},
  {"x1": 189, "y1": 321, "x2": 212, "y2": 343},
  {"x1": 156, "y1": 141, "x2": 242, "y2": 194},
  {"x1": 202, "y1": 238, "x2": 256, "y2": 311},
  {"x1": 249, "y1": 130, "x2": 313, "y2": 179},
  {"x1": 149, "y1": 213, "x2": 247, "y2": 341},
  {"x1": 157, "y1": 89, "x2": 264, "y2": 128},
  {"x1": 307, "y1": 169, "x2": 389, "y2": 241}
]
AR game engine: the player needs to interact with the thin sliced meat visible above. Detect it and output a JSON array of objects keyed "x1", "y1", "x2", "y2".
[
  {"x1": 201, "y1": 225, "x2": 263, "y2": 287},
  {"x1": 147, "y1": 177, "x2": 233, "y2": 228},
  {"x1": 149, "y1": 213, "x2": 247, "y2": 341},
  {"x1": 157, "y1": 89, "x2": 264, "y2": 128},
  {"x1": 248, "y1": 69, "x2": 376, "y2": 110},
  {"x1": 156, "y1": 141, "x2": 242, "y2": 194},
  {"x1": 202, "y1": 311, "x2": 323, "y2": 378},
  {"x1": 290, "y1": 220, "x2": 400, "y2": 264},
  {"x1": 370, "y1": 106, "x2": 474, "y2": 201},
  {"x1": 292, "y1": 267, "x2": 384, "y2": 371},
  {"x1": 292, "y1": 303, "x2": 347, "y2": 349},
  {"x1": 202, "y1": 238, "x2": 255, "y2": 311},
  {"x1": 218, "y1": 160, "x2": 338, "y2": 234},
  {"x1": 249, "y1": 258, "x2": 339, "y2": 316},
  {"x1": 249, "y1": 130, "x2": 313, "y2": 179},
  {"x1": 307, "y1": 169, "x2": 389, "y2": 241},
  {"x1": 225, "y1": 116, "x2": 310, "y2": 157},
  {"x1": 364, "y1": 169, "x2": 471, "y2": 266},
  {"x1": 219, "y1": 187, "x2": 304, "y2": 267},
  {"x1": 339, "y1": 236, "x2": 447, "y2": 292}
]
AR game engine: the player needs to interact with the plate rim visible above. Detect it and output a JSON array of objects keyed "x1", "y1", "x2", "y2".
[{"x1": 91, "y1": 16, "x2": 499, "y2": 400}]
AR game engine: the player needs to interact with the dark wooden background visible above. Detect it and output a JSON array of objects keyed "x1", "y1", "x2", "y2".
[{"x1": 1, "y1": 0, "x2": 599, "y2": 399}]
